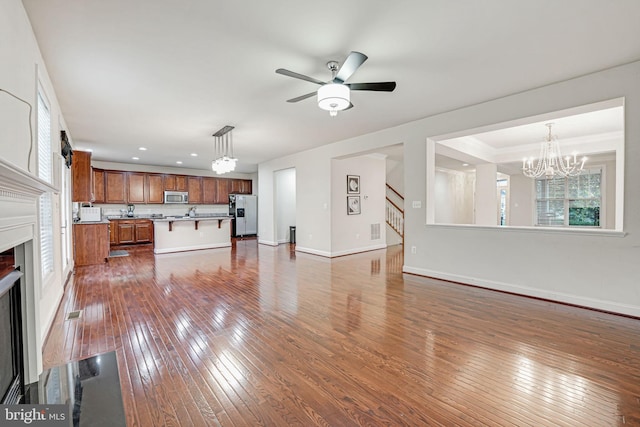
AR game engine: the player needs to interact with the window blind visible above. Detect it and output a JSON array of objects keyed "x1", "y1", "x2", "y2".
[
  {"x1": 535, "y1": 168, "x2": 601, "y2": 227},
  {"x1": 37, "y1": 90, "x2": 54, "y2": 277}
]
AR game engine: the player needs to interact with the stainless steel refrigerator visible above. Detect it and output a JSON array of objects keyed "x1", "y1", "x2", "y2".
[{"x1": 229, "y1": 194, "x2": 257, "y2": 237}]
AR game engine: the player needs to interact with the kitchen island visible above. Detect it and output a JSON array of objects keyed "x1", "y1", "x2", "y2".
[{"x1": 152, "y1": 215, "x2": 232, "y2": 254}]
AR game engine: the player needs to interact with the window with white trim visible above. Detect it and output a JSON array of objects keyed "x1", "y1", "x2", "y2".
[
  {"x1": 37, "y1": 89, "x2": 54, "y2": 277},
  {"x1": 535, "y1": 167, "x2": 602, "y2": 227}
]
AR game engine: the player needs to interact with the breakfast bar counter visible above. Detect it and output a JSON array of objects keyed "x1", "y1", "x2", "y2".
[{"x1": 152, "y1": 215, "x2": 232, "y2": 254}]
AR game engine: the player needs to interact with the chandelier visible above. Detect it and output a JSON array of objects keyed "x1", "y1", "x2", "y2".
[
  {"x1": 522, "y1": 123, "x2": 586, "y2": 179},
  {"x1": 211, "y1": 125, "x2": 236, "y2": 174}
]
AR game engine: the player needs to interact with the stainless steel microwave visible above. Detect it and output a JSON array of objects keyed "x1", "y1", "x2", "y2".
[{"x1": 164, "y1": 191, "x2": 189, "y2": 204}]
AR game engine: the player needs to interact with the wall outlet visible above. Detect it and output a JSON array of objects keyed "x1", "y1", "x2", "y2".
[
  {"x1": 411, "y1": 246, "x2": 417, "y2": 254},
  {"x1": 412, "y1": 201, "x2": 422, "y2": 209}
]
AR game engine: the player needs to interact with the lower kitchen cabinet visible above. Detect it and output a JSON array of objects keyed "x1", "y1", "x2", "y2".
[
  {"x1": 110, "y1": 219, "x2": 154, "y2": 245},
  {"x1": 135, "y1": 220, "x2": 153, "y2": 243},
  {"x1": 74, "y1": 222, "x2": 109, "y2": 266}
]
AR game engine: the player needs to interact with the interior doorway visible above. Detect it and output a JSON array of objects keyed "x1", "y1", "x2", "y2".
[{"x1": 274, "y1": 168, "x2": 296, "y2": 244}]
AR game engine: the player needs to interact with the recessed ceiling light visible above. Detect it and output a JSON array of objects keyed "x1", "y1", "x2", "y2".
[
  {"x1": 176, "y1": 161, "x2": 183, "y2": 165},
  {"x1": 139, "y1": 147, "x2": 147, "y2": 151},
  {"x1": 462, "y1": 163, "x2": 469, "y2": 166},
  {"x1": 190, "y1": 153, "x2": 198, "y2": 157},
  {"x1": 132, "y1": 157, "x2": 139, "y2": 160}
]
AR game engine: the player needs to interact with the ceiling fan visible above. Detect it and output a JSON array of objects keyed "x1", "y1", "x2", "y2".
[{"x1": 276, "y1": 51, "x2": 396, "y2": 117}]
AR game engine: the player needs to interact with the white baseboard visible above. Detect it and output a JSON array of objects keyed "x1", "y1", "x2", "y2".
[
  {"x1": 294, "y1": 246, "x2": 332, "y2": 257},
  {"x1": 258, "y1": 239, "x2": 278, "y2": 246},
  {"x1": 330, "y1": 243, "x2": 388, "y2": 258},
  {"x1": 153, "y1": 242, "x2": 231, "y2": 254},
  {"x1": 402, "y1": 266, "x2": 640, "y2": 318},
  {"x1": 295, "y1": 243, "x2": 388, "y2": 258}
]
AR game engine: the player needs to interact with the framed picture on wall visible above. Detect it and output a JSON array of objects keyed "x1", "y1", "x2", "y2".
[
  {"x1": 347, "y1": 175, "x2": 360, "y2": 194},
  {"x1": 347, "y1": 196, "x2": 361, "y2": 215}
]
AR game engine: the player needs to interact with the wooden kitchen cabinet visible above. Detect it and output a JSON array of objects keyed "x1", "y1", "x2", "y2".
[
  {"x1": 215, "y1": 178, "x2": 230, "y2": 204},
  {"x1": 110, "y1": 218, "x2": 154, "y2": 245},
  {"x1": 116, "y1": 220, "x2": 136, "y2": 244},
  {"x1": 135, "y1": 219, "x2": 153, "y2": 243},
  {"x1": 229, "y1": 179, "x2": 252, "y2": 195},
  {"x1": 127, "y1": 172, "x2": 146, "y2": 204},
  {"x1": 105, "y1": 171, "x2": 127, "y2": 203},
  {"x1": 92, "y1": 168, "x2": 105, "y2": 203},
  {"x1": 147, "y1": 174, "x2": 164, "y2": 204},
  {"x1": 202, "y1": 177, "x2": 216, "y2": 204},
  {"x1": 187, "y1": 176, "x2": 203, "y2": 204},
  {"x1": 175, "y1": 175, "x2": 187, "y2": 191},
  {"x1": 73, "y1": 222, "x2": 109, "y2": 266},
  {"x1": 98, "y1": 169, "x2": 248, "y2": 205},
  {"x1": 109, "y1": 221, "x2": 118, "y2": 245},
  {"x1": 72, "y1": 150, "x2": 92, "y2": 202},
  {"x1": 163, "y1": 174, "x2": 187, "y2": 191}
]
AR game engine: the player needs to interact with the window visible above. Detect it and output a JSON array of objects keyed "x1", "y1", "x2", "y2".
[
  {"x1": 37, "y1": 89, "x2": 54, "y2": 277},
  {"x1": 535, "y1": 167, "x2": 602, "y2": 227}
]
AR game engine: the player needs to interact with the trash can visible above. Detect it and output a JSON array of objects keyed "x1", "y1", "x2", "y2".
[{"x1": 289, "y1": 226, "x2": 296, "y2": 244}]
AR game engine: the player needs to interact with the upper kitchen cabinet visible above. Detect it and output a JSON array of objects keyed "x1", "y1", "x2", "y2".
[
  {"x1": 187, "y1": 176, "x2": 203, "y2": 204},
  {"x1": 147, "y1": 174, "x2": 164, "y2": 204},
  {"x1": 127, "y1": 172, "x2": 146, "y2": 204},
  {"x1": 215, "y1": 178, "x2": 230, "y2": 204},
  {"x1": 176, "y1": 175, "x2": 188, "y2": 191},
  {"x1": 164, "y1": 174, "x2": 187, "y2": 192},
  {"x1": 230, "y1": 179, "x2": 252, "y2": 195},
  {"x1": 202, "y1": 177, "x2": 216, "y2": 204},
  {"x1": 92, "y1": 168, "x2": 105, "y2": 204},
  {"x1": 72, "y1": 150, "x2": 92, "y2": 202},
  {"x1": 105, "y1": 171, "x2": 126, "y2": 204}
]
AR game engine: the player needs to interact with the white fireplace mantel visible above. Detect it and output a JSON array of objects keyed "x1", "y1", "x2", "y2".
[{"x1": 0, "y1": 157, "x2": 58, "y2": 384}]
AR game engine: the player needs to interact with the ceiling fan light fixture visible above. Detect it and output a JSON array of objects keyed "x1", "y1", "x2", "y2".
[{"x1": 317, "y1": 83, "x2": 350, "y2": 116}]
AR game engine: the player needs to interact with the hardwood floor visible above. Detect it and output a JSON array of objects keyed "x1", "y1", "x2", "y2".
[{"x1": 44, "y1": 240, "x2": 640, "y2": 426}]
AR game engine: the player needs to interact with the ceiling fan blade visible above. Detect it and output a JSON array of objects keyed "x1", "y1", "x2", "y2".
[
  {"x1": 334, "y1": 51, "x2": 368, "y2": 83},
  {"x1": 286, "y1": 91, "x2": 317, "y2": 103},
  {"x1": 276, "y1": 68, "x2": 325, "y2": 85},
  {"x1": 347, "y1": 82, "x2": 397, "y2": 92}
]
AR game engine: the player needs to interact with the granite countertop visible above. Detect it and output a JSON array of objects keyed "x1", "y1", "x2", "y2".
[
  {"x1": 154, "y1": 214, "x2": 233, "y2": 222},
  {"x1": 74, "y1": 219, "x2": 110, "y2": 224},
  {"x1": 106, "y1": 214, "x2": 165, "y2": 220}
]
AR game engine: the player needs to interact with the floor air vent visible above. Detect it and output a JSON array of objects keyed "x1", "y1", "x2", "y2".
[{"x1": 66, "y1": 310, "x2": 83, "y2": 320}]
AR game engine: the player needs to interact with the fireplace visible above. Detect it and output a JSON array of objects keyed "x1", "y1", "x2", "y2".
[
  {"x1": 0, "y1": 248, "x2": 24, "y2": 404},
  {"x1": 0, "y1": 158, "x2": 59, "y2": 390}
]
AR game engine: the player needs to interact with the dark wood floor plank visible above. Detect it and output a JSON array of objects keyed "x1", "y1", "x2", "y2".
[{"x1": 42, "y1": 240, "x2": 640, "y2": 426}]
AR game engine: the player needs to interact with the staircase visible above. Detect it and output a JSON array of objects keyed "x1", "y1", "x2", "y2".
[{"x1": 385, "y1": 183, "x2": 404, "y2": 244}]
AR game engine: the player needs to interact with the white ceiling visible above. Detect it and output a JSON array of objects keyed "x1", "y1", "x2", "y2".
[{"x1": 21, "y1": 0, "x2": 640, "y2": 173}]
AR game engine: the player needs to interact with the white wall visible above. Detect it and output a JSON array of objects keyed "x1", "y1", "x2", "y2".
[
  {"x1": 259, "y1": 60, "x2": 640, "y2": 317},
  {"x1": 258, "y1": 128, "x2": 403, "y2": 254},
  {"x1": 274, "y1": 168, "x2": 296, "y2": 244},
  {"x1": 508, "y1": 174, "x2": 534, "y2": 226},
  {"x1": 331, "y1": 155, "x2": 386, "y2": 256},
  {"x1": 1, "y1": 0, "x2": 70, "y2": 346},
  {"x1": 475, "y1": 164, "x2": 498, "y2": 225},
  {"x1": 434, "y1": 169, "x2": 475, "y2": 224}
]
